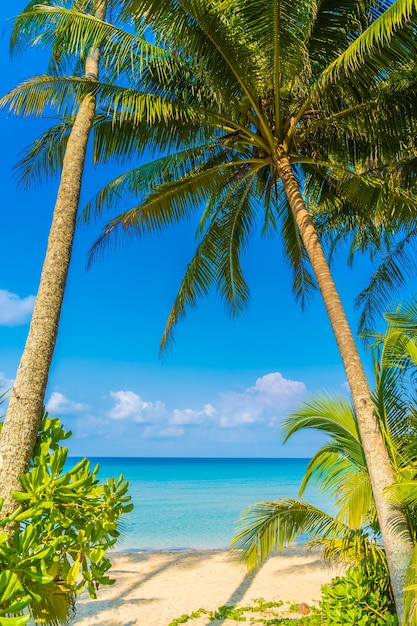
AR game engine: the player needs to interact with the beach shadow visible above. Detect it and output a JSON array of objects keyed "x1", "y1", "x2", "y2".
[
  {"x1": 117, "y1": 550, "x2": 212, "y2": 586},
  {"x1": 74, "y1": 550, "x2": 212, "y2": 625},
  {"x1": 198, "y1": 557, "x2": 263, "y2": 626},
  {"x1": 74, "y1": 547, "x2": 335, "y2": 626},
  {"x1": 199, "y1": 547, "x2": 333, "y2": 626}
]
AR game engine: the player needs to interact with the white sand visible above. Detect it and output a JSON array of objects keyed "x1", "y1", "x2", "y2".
[{"x1": 73, "y1": 545, "x2": 340, "y2": 625}]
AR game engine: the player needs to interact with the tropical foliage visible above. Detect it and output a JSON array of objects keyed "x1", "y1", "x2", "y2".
[
  {"x1": 318, "y1": 564, "x2": 398, "y2": 625},
  {"x1": 5, "y1": 2, "x2": 417, "y2": 334},
  {"x1": 231, "y1": 302, "x2": 417, "y2": 624},
  {"x1": 0, "y1": 413, "x2": 133, "y2": 625},
  {"x1": 3, "y1": 0, "x2": 417, "y2": 616}
]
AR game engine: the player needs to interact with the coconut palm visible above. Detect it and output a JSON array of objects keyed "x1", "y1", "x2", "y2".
[
  {"x1": 0, "y1": 0, "x2": 176, "y2": 520},
  {"x1": 231, "y1": 303, "x2": 417, "y2": 623},
  {"x1": 76, "y1": 0, "x2": 417, "y2": 615},
  {"x1": 0, "y1": 0, "x2": 110, "y2": 521},
  {"x1": 3, "y1": 0, "x2": 417, "y2": 614}
]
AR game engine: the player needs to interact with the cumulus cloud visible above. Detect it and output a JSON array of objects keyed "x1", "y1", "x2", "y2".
[
  {"x1": 46, "y1": 391, "x2": 89, "y2": 414},
  {"x1": 218, "y1": 372, "x2": 306, "y2": 428},
  {"x1": 170, "y1": 403, "x2": 216, "y2": 426},
  {"x1": 109, "y1": 390, "x2": 165, "y2": 423},
  {"x1": 0, "y1": 289, "x2": 35, "y2": 326},
  {"x1": 248, "y1": 372, "x2": 306, "y2": 401},
  {"x1": 70, "y1": 371, "x2": 307, "y2": 448}
]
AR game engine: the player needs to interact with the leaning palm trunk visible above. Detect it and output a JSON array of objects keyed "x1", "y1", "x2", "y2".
[
  {"x1": 0, "y1": 0, "x2": 107, "y2": 520},
  {"x1": 276, "y1": 154, "x2": 414, "y2": 621}
]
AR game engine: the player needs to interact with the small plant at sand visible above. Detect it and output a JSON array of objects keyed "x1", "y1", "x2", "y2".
[
  {"x1": 167, "y1": 608, "x2": 209, "y2": 625},
  {"x1": 209, "y1": 605, "x2": 244, "y2": 620},
  {"x1": 167, "y1": 598, "x2": 320, "y2": 625},
  {"x1": 319, "y1": 564, "x2": 397, "y2": 625},
  {"x1": 0, "y1": 413, "x2": 133, "y2": 625}
]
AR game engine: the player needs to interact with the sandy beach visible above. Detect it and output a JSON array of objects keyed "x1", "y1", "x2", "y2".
[{"x1": 73, "y1": 545, "x2": 340, "y2": 625}]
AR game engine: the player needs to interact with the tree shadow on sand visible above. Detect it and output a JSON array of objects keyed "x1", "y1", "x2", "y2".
[
  {"x1": 72, "y1": 547, "x2": 334, "y2": 626},
  {"x1": 72, "y1": 550, "x2": 211, "y2": 626},
  {"x1": 200, "y1": 549, "x2": 333, "y2": 626}
]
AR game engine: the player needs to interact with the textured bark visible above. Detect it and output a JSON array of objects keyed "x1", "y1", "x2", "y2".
[
  {"x1": 0, "y1": 1, "x2": 107, "y2": 520},
  {"x1": 276, "y1": 154, "x2": 413, "y2": 621}
]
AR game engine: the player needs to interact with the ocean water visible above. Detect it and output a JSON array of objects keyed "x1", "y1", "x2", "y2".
[{"x1": 74, "y1": 457, "x2": 335, "y2": 551}]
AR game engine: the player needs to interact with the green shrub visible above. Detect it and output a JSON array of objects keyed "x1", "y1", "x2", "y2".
[
  {"x1": 319, "y1": 564, "x2": 398, "y2": 625},
  {"x1": 0, "y1": 414, "x2": 133, "y2": 625}
]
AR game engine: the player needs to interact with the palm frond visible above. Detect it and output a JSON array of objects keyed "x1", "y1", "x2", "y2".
[
  {"x1": 231, "y1": 498, "x2": 379, "y2": 571},
  {"x1": 0, "y1": 75, "x2": 237, "y2": 134},
  {"x1": 334, "y1": 468, "x2": 375, "y2": 531},
  {"x1": 0, "y1": 75, "x2": 91, "y2": 118},
  {"x1": 307, "y1": 0, "x2": 379, "y2": 74},
  {"x1": 281, "y1": 392, "x2": 360, "y2": 445},
  {"x1": 385, "y1": 481, "x2": 417, "y2": 512},
  {"x1": 81, "y1": 142, "x2": 231, "y2": 222},
  {"x1": 160, "y1": 167, "x2": 264, "y2": 352},
  {"x1": 279, "y1": 188, "x2": 317, "y2": 309},
  {"x1": 403, "y1": 543, "x2": 417, "y2": 626},
  {"x1": 355, "y1": 231, "x2": 417, "y2": 335},
  {"x1": 15, "y1": 119, "x2": 74, "y2": 188},
  {"x1": 231, "y1": 499, "x2": 347, "y2": 570},
  {"x1": 310, "y1": 533, "x2": 386, "y2": 572},
  {"x1": 30, "y1": 581, "x2": 75, "y2": 626},
  {"x1": 124, "y1": 0, "x2": 268, "y2": 133},
  {"x1": 314, "y1": 0, "x2": 417, "y2": 96},
  {"x1": 11, "y1": 5, "x2": 168, "y2": 78},
  {"x1": 87, "y1": 159, "x2": 263, "y2": 265}
]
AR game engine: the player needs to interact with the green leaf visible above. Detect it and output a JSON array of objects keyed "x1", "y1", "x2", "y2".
[
  {"x1": 0, "y1": 571, "x2": 23, "y2": 604},
  {"x1": 1, "y1": 596, "x2": 32, "y2": 615},
  {"x1": 65, "y1": 558, "x2": 80, "y2": 587},
  {"x1": 0, "y1": 614, "x2": 31, "y2": 626},
  {"x1": 88, "y1": 547, "x2": 105, "y2": 564}
]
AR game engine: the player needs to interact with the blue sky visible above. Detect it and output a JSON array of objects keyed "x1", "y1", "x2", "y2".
[{"x1": 0, "y1": 3, "x2": 410, "y2": 458}]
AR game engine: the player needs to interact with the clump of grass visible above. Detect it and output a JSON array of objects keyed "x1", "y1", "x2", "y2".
[
  {"x1": 167, "y1": 598, "x2": 320, "y2": 625},
  {"x1": 168, "y1": 608, "x2": 208, "y2": 625}
]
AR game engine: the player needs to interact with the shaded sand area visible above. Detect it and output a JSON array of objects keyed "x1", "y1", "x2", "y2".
[{"x1": 73, "y1": 545, "x2": 340, "y2": 625}]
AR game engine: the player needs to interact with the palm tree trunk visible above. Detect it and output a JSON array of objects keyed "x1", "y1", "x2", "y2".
[
  {"x1": 0, "y1": 0, "x2": 106, "y2": 520},
  {"x1": 275, "y1": 153, "x2": 413, "y2": 621}
]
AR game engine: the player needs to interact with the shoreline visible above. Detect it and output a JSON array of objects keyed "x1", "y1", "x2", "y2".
[
  {"x1": 112, "y1": 537, "x2": 308, "y2": 554},
  {"x1": 74, "y1": 545, "x2": 340, "y2": 625}
]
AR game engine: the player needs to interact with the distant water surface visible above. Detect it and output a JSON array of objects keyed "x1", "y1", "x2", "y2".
[{"x1": 70, "y1": 457, "x2": 334, "y2": 551}]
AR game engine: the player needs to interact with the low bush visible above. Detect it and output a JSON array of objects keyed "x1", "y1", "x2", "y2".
[
  {"x1": 319, "y1": 564, "x2": 397, "y2": 625},
  {"x1": 0, "y1": 414, "x2": 133, "y2": 625}
]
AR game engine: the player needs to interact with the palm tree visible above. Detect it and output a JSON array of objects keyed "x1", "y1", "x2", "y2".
[
  {"x1": 0, "y1": 0, "x2": 108, "y2": 519},
  {"x1": 3, "y1": 0, "x2": 417, "y2": 615},
  {"x1": 231, "y1": 303, "x2": 417, "y2": 623},
  {"x1": 0, "y1": 0, "x2": 174, "y2": 522},
  {"x1": 79, "y1": 0, "x2": 417, "y2": 615}
]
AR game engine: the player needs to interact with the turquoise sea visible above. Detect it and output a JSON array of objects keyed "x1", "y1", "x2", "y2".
[{"x1": 79, "y1": 457, "x2": 334, "y2": 551}]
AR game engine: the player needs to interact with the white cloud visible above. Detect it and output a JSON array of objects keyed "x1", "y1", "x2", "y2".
[
  {"x1": 46, "y1": 391, "x2": 89, "y2": 414},
  {"x1": 107, "y1": 373, "x2": 305, "y2": 432},
  {"x1": 219, "y1": 410, "x2": 258, "y2": 428},
  {"x1": 170, "y1": 403, "x2": 216, "y2": 426},
  {"x1": 0, "y1": 290, "x2": 35, "y2": 326},
  {"x1": 247, "y1": 372, "x2": 306, "y2": 403},
  {"x1": 218, "y1": 372, "x2": 306, "y2": 428},
  {"x1": 109, "y1": 390, "x2": 165, "y2": 423}
]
